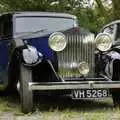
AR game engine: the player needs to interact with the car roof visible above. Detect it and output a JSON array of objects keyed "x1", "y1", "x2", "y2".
[
  {"x1": 102, "y1": 20, "x2": 120, "y2": 29},
  {"x1": 1, "y1": 11, "x2": 76, "y2": 19}
]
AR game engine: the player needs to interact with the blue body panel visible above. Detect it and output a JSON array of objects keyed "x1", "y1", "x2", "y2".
[
  {"x1": 0, "y1": 41, "x2": 8, "y2": 70},
  {"x1": 24, "y1": 34, "x2": 56, "y2": 61},
  {"x1": 0, "y1": 41, "x2": 9, "y2": 84}
]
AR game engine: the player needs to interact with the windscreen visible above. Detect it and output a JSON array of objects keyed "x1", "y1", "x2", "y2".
[{"x1": 14, "y1": 16, "x2": 77, "y2": 34}]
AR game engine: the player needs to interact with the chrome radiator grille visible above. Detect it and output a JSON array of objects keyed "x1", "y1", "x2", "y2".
[{"x1": 57, "y1": 32, "x2": 95, "y2": 78}]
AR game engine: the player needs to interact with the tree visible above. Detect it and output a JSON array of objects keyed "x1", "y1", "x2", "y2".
[
  {"x1": 0, "y1": 0, "x2": 55, "y2": 11},
  {"x1": 111, "y1": 0, "x2": 120, "y2": 20},
  {"x1": 0, "y1": 0, "x2": 115, "y2": 32}
]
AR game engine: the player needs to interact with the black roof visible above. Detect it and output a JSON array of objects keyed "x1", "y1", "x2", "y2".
[
  {"x1": 1, "y1": 11, "x2": 76, "y2": 19},
  {"x1": 102, "y1": 20, "x2": 120, "y2": 29}
]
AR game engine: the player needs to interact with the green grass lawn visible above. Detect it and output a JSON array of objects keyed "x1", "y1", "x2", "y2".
[{"x1": 0, "y1": 94, "x2": 120, "y2": 120}]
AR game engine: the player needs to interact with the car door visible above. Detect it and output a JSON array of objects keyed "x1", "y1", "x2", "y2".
[{"x1": 0, "y1": 15, "x2": 12, "y2": 90}]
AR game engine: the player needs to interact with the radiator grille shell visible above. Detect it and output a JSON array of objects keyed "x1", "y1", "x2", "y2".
[{"x1": 57, "y1": 32, "x2": 95, "y2": 78}]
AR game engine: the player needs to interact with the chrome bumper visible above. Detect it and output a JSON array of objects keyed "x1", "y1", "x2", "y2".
[{"x1": 28, "y1": 81, "x2": 120, "y2": 91}]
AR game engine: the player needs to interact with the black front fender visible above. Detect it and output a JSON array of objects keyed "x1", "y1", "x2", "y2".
[
  {"x1": 32, "y1": 59, "x2": 62, "y2": 82},
  {"x1": 105, "y1": 51, "x2": 120, "y2": 79}
]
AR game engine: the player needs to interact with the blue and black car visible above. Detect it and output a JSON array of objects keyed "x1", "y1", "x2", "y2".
[{"x1": 0, "y1": 12, "x2": 120, "y2": 113}]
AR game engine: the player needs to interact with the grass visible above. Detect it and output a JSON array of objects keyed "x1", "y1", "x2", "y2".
[{"x1": 0, "y1": 94, "x2": 120, "y2": 120}]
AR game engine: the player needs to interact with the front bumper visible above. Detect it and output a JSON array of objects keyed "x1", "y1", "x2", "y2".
[{"x1": 28, "y1": 81, "x2": 120, "y2": 91}]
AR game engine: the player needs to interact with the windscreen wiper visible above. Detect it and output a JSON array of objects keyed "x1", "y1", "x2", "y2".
[{"x1": 15, "y1": 29, "x2": 48, "y2": 38}]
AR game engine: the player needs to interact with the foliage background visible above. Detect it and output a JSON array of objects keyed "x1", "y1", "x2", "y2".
[{"x1": 0, "y1": 0, "x2": 119, "y2": 33}]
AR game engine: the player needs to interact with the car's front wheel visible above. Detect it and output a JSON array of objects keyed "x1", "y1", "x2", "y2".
[{"x1": 19, "y1": 64, "x2": 33, "y2": 113}]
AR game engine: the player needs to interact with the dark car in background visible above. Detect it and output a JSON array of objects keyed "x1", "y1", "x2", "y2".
[
  {"x1": 95, "y1": 20, "x2": 120, "y2": 107},
  {"x1": 0, "y1": 12, "x2": 120, "y2": 113}
]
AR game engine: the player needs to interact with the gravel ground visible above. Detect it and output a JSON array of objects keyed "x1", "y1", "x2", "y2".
[{"x1": 0, "y1": 94, "x2": 120, "y2": 120}]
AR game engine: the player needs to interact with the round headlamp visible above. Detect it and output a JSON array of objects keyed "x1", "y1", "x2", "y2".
[
  {"x1": 78, "y1": 62, "x2": 89, "y2": 75},
  {"x1": 23, "y1": 45, "x2": 42, "y2": 64},
  {"x1": 95, "y1": 33, "x2": 112, "y2": 51},
  {"x1": 49, "y1": 32, "x2": 67, "y2": 52}
]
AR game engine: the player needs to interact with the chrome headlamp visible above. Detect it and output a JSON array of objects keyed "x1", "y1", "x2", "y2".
[
  {"x1": 78, "y1": 62, "x2": 89, "y2": 75},
  {"x1": 23, "y1": 45, "x2": 43, "y2": 64},
  {"x1": 95, "y1": 33, "x2": 112, "y2": 51},
  {"x1": 49, "y1": 32, "x2": 67, "y2": 52}
]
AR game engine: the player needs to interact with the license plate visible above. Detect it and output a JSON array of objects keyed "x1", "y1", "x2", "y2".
[{"x1": 71, "y1": 89, "x2": 109, "y2": 99}]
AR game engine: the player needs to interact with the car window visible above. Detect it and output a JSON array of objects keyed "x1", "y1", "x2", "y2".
[
  {"x1": 102, "y1": 25, "x2": 114, "y2": 35},
  {"x1": 0, "y1": 17, "x2": 4, "y2": 37},
  {"x1": 116, "y1": 24, "x2": 120, "y2": 41},
  {"x1": 14, "y1": 17, "x2": 77, "y2": 34},
  {"x1": 0, "y1": 16, "x2": 12, "y2": 37}
]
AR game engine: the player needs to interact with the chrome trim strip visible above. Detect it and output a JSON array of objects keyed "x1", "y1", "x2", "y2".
[{"x1": 28, "y1": 81, "x2": 120, "y2": 91}]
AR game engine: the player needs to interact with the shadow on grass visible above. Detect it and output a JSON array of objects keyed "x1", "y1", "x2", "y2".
[
  {"x1": 0, "y1": 92, "x2": 114, "y2": 113},
  {"x1": 0, "y1": 93, "x2": 21, "y2": 114},
  {"x1": 34, "y1": 94, "x2": 114, "y2": 112}
]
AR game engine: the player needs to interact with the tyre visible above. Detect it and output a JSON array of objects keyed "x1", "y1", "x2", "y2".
[
  {"x1": 19, "y1": 64, "x2": 33, "y2": 113},
  {"x1": 112, "y1": 90, "x2": 120, "y2": 107},
  {"x1": 111, "y1": 60, "x2": 120, "y2": 107}
]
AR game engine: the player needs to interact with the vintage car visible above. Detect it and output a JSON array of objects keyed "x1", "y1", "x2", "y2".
[{"x1": 0, "y1": 12, "x2": 120, "y2": 113}]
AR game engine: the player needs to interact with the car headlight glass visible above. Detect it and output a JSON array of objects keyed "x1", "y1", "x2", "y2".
[
  {"x1": 95, "y1": 33, "x2": 112, "y2": 51},
  {"x1": 49, "y1": 32, "x2": 67, "y2": 52},
  {"x1": 78, "y1": 62, "x2": 89, "y2": 75},
  {"x1": 23, "y1": 45, "x2": 40, "y2": 64}
]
